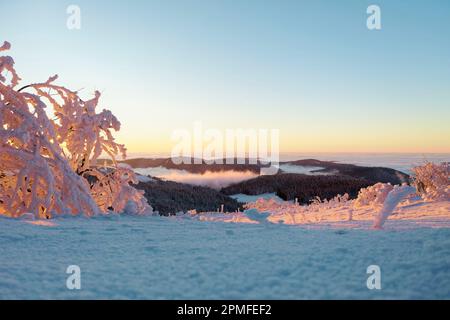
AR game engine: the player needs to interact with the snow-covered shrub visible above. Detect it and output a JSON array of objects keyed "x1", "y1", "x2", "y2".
[
  {"x1": 187, "y1": 209, "x2": 197, "y2": 215},
  {"x1": 354, "y1": 183, "x2": 394, "y2": 208},
  {"x1": 86, "y1": 166, "x2": 149, "y2": 214},
  {"x1": 354, "y1": 182, "x2": 419, "y2": 228},
  {"x1": 0, "y1": 41, "x2": 151, "y2": 218},
  {"x1": 244, "y1": 197, "x2": 287, "y2": 213},
  {"x1": 310, "y1": 193, "x2": 349, "y2": 209},
  {"x1": 373, "y1": 184, "x2": 416, "y2": 229},
  {"x1": 411, "y1": 162, "x2": 449, "y2": 201}
]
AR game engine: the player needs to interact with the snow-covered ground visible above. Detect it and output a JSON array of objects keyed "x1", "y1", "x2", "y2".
[
  {"x1": 200, "y1": 192, "x2": 450, "y2": 226},
  {"x1": 1, "y1": 212, "x2": 449, "y2": 299}
]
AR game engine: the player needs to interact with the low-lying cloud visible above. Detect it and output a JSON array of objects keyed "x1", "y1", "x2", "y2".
[{"x1": 134, "y1": 166, "x2": 258, "y2": 190}]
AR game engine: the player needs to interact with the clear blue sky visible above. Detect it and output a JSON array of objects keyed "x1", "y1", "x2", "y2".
[{"x1": 1, "y1": 0, "x2": 449, "y2": 153}]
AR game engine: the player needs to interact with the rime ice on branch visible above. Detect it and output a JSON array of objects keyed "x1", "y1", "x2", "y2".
[
  {"x1": 412, "y1": 161, "x2": 449, "y2": 201},
  {"x1": 0, "y1": 41, "x2": 151, "y2": 218}
]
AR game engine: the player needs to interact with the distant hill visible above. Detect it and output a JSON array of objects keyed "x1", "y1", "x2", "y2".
[
  {"x1": 116, "y1": 157, "x2": 264, "y2": 174},
  {"x1": 221, "y1": 173, "x2": 371, "y2": 203},
  {"x1": 286, "y1": 159, "x2": 410, "y2": 185},
  {"x1": 136, "y1": 177, "x2": 241, "y2": 215},
  {"x1": 100, "y1": 157, "x2": 411, "y2": 213},
  {"x1": 101, "y1": 157, "x2": 410, "y2": 185}
]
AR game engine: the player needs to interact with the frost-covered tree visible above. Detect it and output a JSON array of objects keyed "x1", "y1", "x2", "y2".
[
  {"x1": 412, "y1": 161, "x2": 449, "y2": 201},
  {"x1": 0, "y1": 41, "x2": 151, "y2": 218}
]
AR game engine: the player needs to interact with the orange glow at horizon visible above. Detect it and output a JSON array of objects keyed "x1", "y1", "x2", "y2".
[{"x1": 118, "y1": 131, "x2": 450, "y2": 155}]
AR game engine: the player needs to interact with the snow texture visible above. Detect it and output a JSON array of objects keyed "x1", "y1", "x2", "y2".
[{"x1": 0, "y1": 215, "x2": 449, "y2": 299}]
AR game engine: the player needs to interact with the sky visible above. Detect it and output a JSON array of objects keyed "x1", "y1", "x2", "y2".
[{"x1": 1, "y1": 0, "x2": 449, "y2": 154}]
